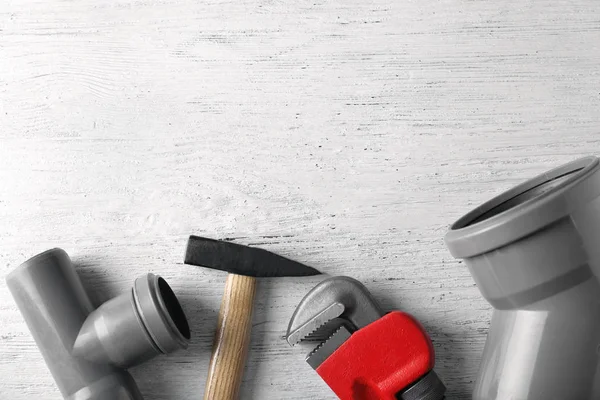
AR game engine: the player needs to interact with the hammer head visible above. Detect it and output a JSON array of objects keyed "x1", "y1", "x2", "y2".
[{"x1": 184, "y1": 235, "x2": 321, "y2": 278}]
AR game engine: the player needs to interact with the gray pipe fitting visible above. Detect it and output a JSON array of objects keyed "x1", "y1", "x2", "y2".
[
  {"x1": 6, "y1": 248, "x2": 191, "y2": 400},
  {"x1": 445, "y1": 156, "x2": 600, "y2": 400}
]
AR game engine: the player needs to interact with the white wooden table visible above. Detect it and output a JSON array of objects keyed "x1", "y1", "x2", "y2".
[{"x1": 1, "y1": 0, "x2": 599, "y2": 398}]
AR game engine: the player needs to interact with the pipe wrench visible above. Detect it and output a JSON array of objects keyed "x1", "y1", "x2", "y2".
[{"x1": 285, "y1": 276, "x2": 445, "y2": 400}]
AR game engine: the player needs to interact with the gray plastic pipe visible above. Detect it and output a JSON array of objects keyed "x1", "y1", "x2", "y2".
[
  {"x1": 6, "y1": 248, "x2": 191, "y2": 400},
  {"x1": 445, "y1": 156, "x2": 600, "y2": 400}
]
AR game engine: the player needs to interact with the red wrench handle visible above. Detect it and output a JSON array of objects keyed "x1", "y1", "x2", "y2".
[{"x1": 316, "y1": 311, "x2": 436, "y2": 400}]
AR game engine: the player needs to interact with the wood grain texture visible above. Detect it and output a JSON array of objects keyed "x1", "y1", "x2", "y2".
[
  {"x1": 1, "y1": 0, "x2": 600, "y2": 399},
  {"x1": 205, "y1": 274, "x2": 257, "y2": 400}
]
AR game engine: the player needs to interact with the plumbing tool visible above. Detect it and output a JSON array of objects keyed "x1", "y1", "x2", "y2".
[
  {"x1": 285, "y1": 276, "x2": 446, "y2": 400},
  {"x1": 445, "y1": 156, "x2": 600, "y2": 400},
  {"x1": 184, "y1": 235, "x2": 320, "y2": 400},
  {"x1": 6, "y1": 248, "x2": 190, "y2": 400}
]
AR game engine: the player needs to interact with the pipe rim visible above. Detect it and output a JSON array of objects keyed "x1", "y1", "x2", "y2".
[
  {"x1": 133, "y1": 273, "x2": 190, "y2": 353},
  {"x1": 445, "y1": 156, "x2": 600, "y2": 258},
  {"x1": 6, "y1": 248, "x2": 69, "y2": 284}
]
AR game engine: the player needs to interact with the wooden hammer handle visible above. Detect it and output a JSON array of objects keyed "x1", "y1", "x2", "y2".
[{"x1": 204, "y1": 274, "x2": 257, "y2": 400}]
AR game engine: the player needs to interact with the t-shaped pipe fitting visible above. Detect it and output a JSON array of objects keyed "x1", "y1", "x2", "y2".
[{"x1": 6, "y1": 248, "x2": 191, "y2": 400}]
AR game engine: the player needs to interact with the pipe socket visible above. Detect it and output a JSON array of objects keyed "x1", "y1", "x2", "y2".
[
  {"x1": 6, "y1": 248, "x2": 191, "y2": 400},
  {"x1": 445, "y1": 156, "x2": 600, "y2": 400}
]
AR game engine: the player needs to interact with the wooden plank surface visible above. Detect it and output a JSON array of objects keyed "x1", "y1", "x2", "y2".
[{"x1": 1, "y1": 0, "x2": 599, "y2": 398}]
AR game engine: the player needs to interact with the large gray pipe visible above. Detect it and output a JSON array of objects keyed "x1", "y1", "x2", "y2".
[
  {"x1": 6, "y1": 248, "x2": 191, "y2": 399},
  {"x1": 445, "y1": 156, "x2": 600, "y2": 400}
]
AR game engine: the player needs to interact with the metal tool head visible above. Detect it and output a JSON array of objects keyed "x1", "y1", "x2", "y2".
[
  {"x1": 285, "y1": 276, "x2": 384, "y2": 368},
  {"x1": 184, "y1": 235, "x2": 321, "y2": 278}
]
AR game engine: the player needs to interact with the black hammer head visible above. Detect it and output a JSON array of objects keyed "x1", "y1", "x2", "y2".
[{"x1": 184, "y1": 235, "x2": 321, "y2": 278}]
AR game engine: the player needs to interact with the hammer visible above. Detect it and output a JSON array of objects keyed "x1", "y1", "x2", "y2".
[{"x1": 184, "y1": 235, "x2": 321, "y2": 399}]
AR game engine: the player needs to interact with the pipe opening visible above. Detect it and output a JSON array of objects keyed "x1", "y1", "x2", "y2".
[
  {"x1": 445, "y1": 156, "x2": 599, "y2": 263},
  {"x1": 157, "y1": 278, "x2": 190, "y2": 340},
  {"x1": 463, "y1": 168, "x2": 582, "y2": 227},
  {"x1": 450, "y1": 166, "x2": 585, "y2": 231}
]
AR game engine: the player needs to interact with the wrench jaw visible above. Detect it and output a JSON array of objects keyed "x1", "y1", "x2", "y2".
[
  {"x1": 305, "y1": 325, "x2": 353, "y2": 369},
  {"x1": 285, "y1": 276, "x2": 385, "y2": 369},
  {"x1": 286, "y1": 276, "x2": 384, "y2": 344},
  {"x1": 285, "y1": 302, "x2": 346, "y2": 347}
]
